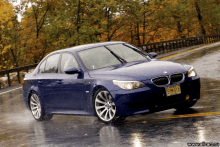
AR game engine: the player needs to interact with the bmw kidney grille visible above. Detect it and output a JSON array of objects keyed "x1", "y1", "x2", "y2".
[{"x1": 152, "y1": 73, "x2": 184, "y2": 86}]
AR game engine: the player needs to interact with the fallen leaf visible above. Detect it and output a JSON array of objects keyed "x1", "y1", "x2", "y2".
[{"x1": 142, "y1": 121, "x2": 146, "y2": 124}]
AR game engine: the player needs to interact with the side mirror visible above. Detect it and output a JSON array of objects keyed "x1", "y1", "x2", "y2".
[
  {"x1": 64, "y1": 67, "x2": 80, "y2": 74},
  {"x1": 149, "y1": 52, "x2": 157, "y2": 58}
]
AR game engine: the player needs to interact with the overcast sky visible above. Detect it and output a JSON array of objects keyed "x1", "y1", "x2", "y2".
[{"x1": 10, "y1": 0, "x2": 22, "y2": 22}]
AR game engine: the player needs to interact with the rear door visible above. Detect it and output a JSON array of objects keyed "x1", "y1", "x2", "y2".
[{"x1": 37, "y1": 53, "x2": 60, "y2": 110}]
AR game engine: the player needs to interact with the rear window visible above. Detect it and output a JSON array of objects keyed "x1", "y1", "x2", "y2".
[
  {"x1": 38, "y1": 60, "x2": 46, "y2": 73},
  {"x1": 44, "y1": 54, "x2": 60, "y2": 73}
]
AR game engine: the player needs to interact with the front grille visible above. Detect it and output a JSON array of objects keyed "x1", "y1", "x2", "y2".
[
  {"x1": 152, "y1": 77, "x2": 169, "y2": 86},
  {"x1": 170, "y1": 73, "x2": 184, "y2": 83}
]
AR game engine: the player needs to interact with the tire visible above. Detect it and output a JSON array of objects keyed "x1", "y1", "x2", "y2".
[
  {"x1": 175, "y1": 100, "x2": 197, "y2": 110},
  {"x1": 44, "y1": 114, "x2": 53, "y2": 121},
  {"x1": 93, "y1": 89, "x2": 125, "y2": 123},
  {"x1": 29, "y1": 92, "x2": 53, "y2": 121}
]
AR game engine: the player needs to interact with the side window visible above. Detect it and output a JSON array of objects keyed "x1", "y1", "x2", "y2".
[
  {"x1": 39, "y1": 60, "x2": 46, "y2": 74},
  {"x1": 44, "y1": 54, "x2": 60, "y2": 73},
  {"x1": 60, "y1": 53, "x2": 79, "y2": 73}
]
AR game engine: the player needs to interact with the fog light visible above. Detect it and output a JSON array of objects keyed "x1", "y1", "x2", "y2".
[{"x1": 186, "y1": 95, "x2": 190, "y2": 100}]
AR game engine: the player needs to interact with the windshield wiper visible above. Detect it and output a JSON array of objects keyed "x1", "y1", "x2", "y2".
[
  {"x1": 104, "y1": 47, "x2": 127, "y2": 64},
  {"x1": 123, "y1": 44, "x2": 150, "y2": 58},
  {"x1": 132, "y1": 48, "x2": 149, "y2": 56},
  {"x1": 110, "y1": 50, "x2": 127, "y2": 64}
]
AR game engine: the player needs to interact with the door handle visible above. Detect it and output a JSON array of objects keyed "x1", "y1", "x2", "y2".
[
  {"x1": 57, "y1": 80, "x2": 62, "y2": 84},
  {"x1": 38, "y1": 80, "x2": 43, "y2": 85}
]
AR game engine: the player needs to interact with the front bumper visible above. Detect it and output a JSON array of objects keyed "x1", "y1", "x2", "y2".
[{"x1": 110, "y1": 76, "x2": 200, "y2": 116}]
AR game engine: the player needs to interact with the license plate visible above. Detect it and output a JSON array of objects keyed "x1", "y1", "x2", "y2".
[{"x1": 165, "y1": 85, "x2": 181, "y2": 96}]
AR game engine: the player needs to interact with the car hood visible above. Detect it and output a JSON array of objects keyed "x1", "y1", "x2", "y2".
[{"x1": 88, "y1": 60, "x2": 187, "y2": 81}]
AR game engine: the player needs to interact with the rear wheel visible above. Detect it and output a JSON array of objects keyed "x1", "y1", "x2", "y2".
[
  {"x1": 94, "y1": 89, "x2": 125, "y2": 123},
  {"x1": 29, "y1": 93, "x2": 53, "y2": 121}
]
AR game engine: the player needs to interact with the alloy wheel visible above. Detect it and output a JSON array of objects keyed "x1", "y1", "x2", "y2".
[
  {"x1": 95, "y1": 91, "x2": 116, "y2": 122},
  {"x1": 30, "y1": 94, "x2": 42, "y2": 119}
]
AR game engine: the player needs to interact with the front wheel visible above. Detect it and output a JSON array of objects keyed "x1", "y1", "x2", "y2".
[
  {"x1": 29, "y1": 93, "x2": 53, "y2": 121},
  {"x1": 94, "y1": 89, "x2": 125, "y2": 123}
]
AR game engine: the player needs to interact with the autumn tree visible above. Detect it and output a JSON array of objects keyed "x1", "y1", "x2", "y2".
[
  {"x1": 1, "y1": 0, "x2": 220, "y2": 70},
  {"x1": 0, "y1": 0, "x2": 17, "y2": 70},
  {"x1": 20, "y1": 0, "x2": 55, "y2": 63}
]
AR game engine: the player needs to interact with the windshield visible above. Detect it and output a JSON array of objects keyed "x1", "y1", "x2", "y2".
[
  {"x1": 78, "y1": 46, "x2": 121, "y2": 70},
  {"x1": 107, "y1": 44, "x2": 150, "y2": 62},
  {"x1": 78, "y1": 44, "x2": 150, "y2": 71}
]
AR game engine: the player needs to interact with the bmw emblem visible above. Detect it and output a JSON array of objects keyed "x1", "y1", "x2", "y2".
[{"x1": 163, "y1": 71, "x2": 168, "y2": 74}]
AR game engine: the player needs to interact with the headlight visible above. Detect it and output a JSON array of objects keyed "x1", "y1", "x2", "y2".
[
  {"x1": 188, "y1": 67, "x2": 197, "y2": 77},
  {"x1": 113, "y1": 80, "x2": 146, "y2": 90}
]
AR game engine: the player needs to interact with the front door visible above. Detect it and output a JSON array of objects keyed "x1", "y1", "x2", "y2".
[{"x1": 56, "y1": 53, "x2": 86, "y2": 113}]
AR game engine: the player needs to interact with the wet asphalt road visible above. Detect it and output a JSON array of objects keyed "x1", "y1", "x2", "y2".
[{"x1": 0, "y1": 45, "x2": 220, "y2": 147}]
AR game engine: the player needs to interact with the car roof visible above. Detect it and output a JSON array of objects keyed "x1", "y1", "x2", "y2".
[{"x1": 51, "y1": 41, "x2": 126, "y2": 54}]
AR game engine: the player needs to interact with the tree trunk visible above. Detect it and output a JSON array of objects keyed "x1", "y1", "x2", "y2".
[
  {"x1": 136, "y1": 22, "x2": 141, "y2": 45},
  {"x1": 107, "y1": 8, "x2": 111, "y2": 41},
  {"x1": 143, "y1": 1, "x2": 146, "y2": 45},
  {"x1": 130, "y1": 25, "x2": 133, "y2": 44},
  {"x1": 77, "y1": 0, "x2": 81, "y2": 44},
  {"x1": 195, "y1": 1, "x2": 206, "y2": 35}
]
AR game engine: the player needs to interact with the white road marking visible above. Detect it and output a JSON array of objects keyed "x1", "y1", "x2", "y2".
[{"x1": 0, "y1": 86, "x2": 22, "y2": 95}]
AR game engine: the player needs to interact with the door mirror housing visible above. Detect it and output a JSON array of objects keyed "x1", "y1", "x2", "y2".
[
  {"x1": 64, "y1": 67, "x2": 80, "y2": 74},
  {"x1": 149, "y1": 52, "x2": 157, "y2": 58}
]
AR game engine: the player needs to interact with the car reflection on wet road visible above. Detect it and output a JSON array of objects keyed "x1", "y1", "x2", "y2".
[{"x1": 0, "y1": 46, "x2": 220, "y2": 147}]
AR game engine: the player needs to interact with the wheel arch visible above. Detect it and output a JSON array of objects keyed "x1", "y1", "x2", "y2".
[
  {"x1": 92, "y1": 85, "x2": 108, "y2": 97},
  {"x1": 91, "y1": 85, "x2": 115, "y2": 101}
]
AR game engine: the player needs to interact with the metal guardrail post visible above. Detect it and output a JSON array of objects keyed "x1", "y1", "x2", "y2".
[
  {"x1": 7, "y1": 73, "x2": 11, "y2": 86},
  {"x1": 17, "y1": 71, "x2": 21, "y2": 84}
]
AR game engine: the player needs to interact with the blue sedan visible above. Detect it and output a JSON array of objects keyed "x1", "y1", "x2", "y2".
[{"x1": 23, "y1": 41, "x2": 200, "y2": 123}]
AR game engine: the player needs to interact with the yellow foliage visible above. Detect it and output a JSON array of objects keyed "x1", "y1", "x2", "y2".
[
  {"x1": 2, "y1": 45, "x2": 12, "y2": 54},
  {"x1": 0, "y1": 0, "x2": 14, "y2": 28}
]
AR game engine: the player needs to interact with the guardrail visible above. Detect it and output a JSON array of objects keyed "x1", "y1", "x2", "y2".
[
  {"x1": 138, "y1": 34, "x2": 220, "y2": 54},
  {"x1": 0, "y1": 33, "x2": 220, "y2": 89},
  {"x1": 0, "y1": 64, "x2": 38, "y2": 88}
]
